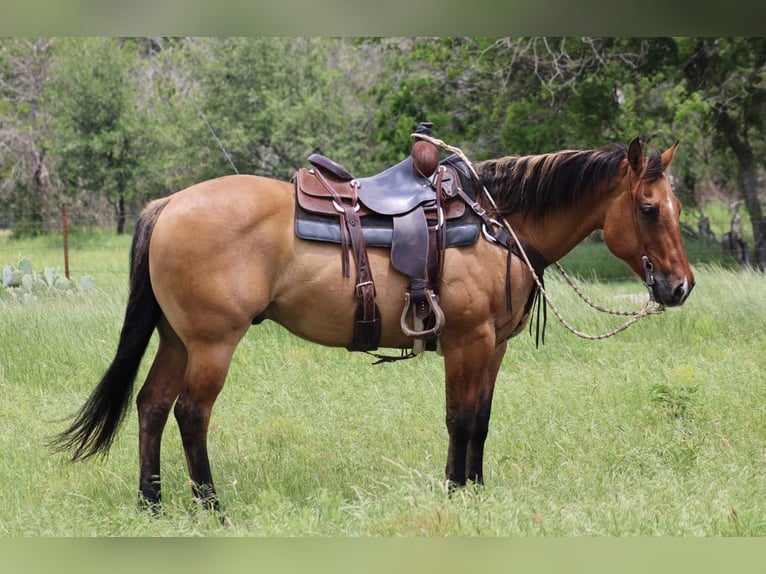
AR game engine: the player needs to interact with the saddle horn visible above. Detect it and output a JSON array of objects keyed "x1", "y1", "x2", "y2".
[{"x1": 411, "y1": 121, "x2": 439, "y2": 178}]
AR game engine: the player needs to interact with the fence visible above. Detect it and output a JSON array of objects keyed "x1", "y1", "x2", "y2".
[{"x1": 0, "y1": 204, "x2": 141, "y2": 288}]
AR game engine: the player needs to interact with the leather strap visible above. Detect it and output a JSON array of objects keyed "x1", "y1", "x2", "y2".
[
  {"x1": 312, "y1": 170, "x2": 381, "y2": 351},
  {"x1": 344, "y1": 203, "x2": 381, "y2": 351}
]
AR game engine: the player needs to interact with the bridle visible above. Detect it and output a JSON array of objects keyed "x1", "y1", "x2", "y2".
[{"x1": 627, "y1": 162, "x2": 658, "y2": 300}]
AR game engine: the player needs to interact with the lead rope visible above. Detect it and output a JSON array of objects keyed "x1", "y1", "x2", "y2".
[{"x1": 412, "y1": 132, "x2": 665, "y2": 341}]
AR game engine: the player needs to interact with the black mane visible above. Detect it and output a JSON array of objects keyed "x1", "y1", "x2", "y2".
[{"x1": 476, "y1": 143, "x2": 664, "y2": 220}]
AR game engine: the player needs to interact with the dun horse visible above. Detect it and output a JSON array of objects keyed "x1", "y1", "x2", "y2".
[{"x1": 53, "y1": 136, "x2": 694, "y2": 511}]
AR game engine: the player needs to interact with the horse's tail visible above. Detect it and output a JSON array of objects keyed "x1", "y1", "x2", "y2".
[{"x1": 51, "y1": 198, "x2": 171, "y2": 461}]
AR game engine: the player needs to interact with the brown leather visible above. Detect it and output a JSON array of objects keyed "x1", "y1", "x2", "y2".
[
  {"x1": 307, "y1": 153, "x2": 353, "y2": 181},
  {"x1": 412, "y1": 140, "x2": 440, "y2": 177},
  {"x1": 296, "y1": 166, "x2": 466, "y2": 220},
  {"x1": 340, "y1": 199, "x2": 381, "y2": 351}
]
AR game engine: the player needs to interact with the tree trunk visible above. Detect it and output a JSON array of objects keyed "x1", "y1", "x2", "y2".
[
  {"x1": 739, "y1": 164, "x2": 766, "y2": 270},
  {"x1": 116, "y1": 195, "x2": 126, "y2": 235},
  {"x1": 715, "y1": 108, "x2": 766, "y2": 269}
]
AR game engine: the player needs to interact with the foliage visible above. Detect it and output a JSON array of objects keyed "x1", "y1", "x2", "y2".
[
  {"x1": 650, "y1": 382, "x2": 699, "y2": 419},
  {"x1": 1, "y1": 37, "x2": 765, "y2": 259},
  {"x1": 677, "y1": 37, "x2": 766, "y2": 265},
  {"x1": 45, "y1": 38, "x2": 147, "y2": 233},
  {"x1": 0, "y1": 38, "x2": 58, "y2": 234},
  {"x1": 186, "y1": 37, "x2": 376, "y2": 179}
]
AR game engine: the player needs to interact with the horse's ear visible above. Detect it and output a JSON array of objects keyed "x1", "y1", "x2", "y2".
[
  {"x1": 661, "y1": 140, "x2": 679, "y2": 169},
  {"x1": 627, "y1": 137, "x2": 643, "y2": 174}
]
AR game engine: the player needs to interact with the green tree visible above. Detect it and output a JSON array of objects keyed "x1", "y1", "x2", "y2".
[
  {"x1": 184, "y1": 37, "x2": 375, "y2": 180},
  {"x1": 366, "y1": 37, "x2": 725, "y2": 215},
  {"x1": 131, "y1": 37, "x2": 206, "y2": 201},
  {"x1": 367, "y1": 38, "x2": 685, "y2": 159},
  {"x1": 679, "y1": 37, "x2": 766, "y2": 268},
  {"x1": 47, "y1": 38, "x2": 145, "y2": 233},
  {"x1": 366, "y1": 38, "x2": 482, "y2": 162},
  {"x1": 0, "y1": 38, "x2": 58, "y2": 234}
]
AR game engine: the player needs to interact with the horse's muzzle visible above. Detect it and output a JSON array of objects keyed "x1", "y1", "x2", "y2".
[{"x1": 652, "y1": 274, "x2": 694, "y2": 307}]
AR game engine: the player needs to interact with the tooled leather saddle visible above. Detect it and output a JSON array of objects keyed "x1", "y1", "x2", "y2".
[{"x1": 293, "y1": 123, "x2": 481, "y2": 354}]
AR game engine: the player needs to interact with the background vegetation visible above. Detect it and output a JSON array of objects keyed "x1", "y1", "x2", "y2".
[
  {"x1": 1, "y1": 37, "x2": 765, "y2": 266},
  {"x1": 1, "y1": 37, "x2": 765, "y2": 537}
]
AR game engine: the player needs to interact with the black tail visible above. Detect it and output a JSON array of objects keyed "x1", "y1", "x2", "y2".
[{"x1": 51, "y1": 198, "x2": 170, "y2": 461}]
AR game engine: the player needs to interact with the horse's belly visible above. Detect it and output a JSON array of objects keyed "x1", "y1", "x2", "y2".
[{"x1": 264, "y1": 242, "x2": 413, "y2": 349}]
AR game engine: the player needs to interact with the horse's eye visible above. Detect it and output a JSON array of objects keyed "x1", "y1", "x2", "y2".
[{"x1": 641, "y1": 204, "x2": 659, "y2": 222}]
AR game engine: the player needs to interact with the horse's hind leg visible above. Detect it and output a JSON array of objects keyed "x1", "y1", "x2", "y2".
[
  {"x1": 135, "y1": 317, "x2": 187, "y2": 510},
  {"x1": 173, "y1": 337, "x2": 243, "y2": 511}
]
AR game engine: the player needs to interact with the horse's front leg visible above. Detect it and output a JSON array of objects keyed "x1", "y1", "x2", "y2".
[
  {"x1": 442, "y1": 327, "x2": 502, "y2": 488},
  {"x1": 465, "y1": 340, "x2": 507, "y2": 484}
]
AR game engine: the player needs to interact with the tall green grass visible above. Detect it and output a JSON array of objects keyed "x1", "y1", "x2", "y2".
[{"x1": 1, "y1": 232, "x2": 765, "y2": 536}]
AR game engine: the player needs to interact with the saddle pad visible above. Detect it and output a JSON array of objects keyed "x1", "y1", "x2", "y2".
[{"x1": 295, "y1": 212, "x2": 479, "y2": 249}]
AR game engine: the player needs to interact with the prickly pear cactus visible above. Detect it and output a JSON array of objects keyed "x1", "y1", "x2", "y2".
[{"x1": 0, "y1": 257, "x2": 94, "y2": 303}]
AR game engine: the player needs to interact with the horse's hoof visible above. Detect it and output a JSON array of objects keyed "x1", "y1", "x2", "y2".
[
  {"x1": 137, "y1": 495, "x2": 164, "y2": 516},
  {"x1": 444, "y1": 479, "x2": 464, "y2": 495}
]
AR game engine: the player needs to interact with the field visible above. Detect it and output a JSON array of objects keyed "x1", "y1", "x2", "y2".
[{"x1": 1, "y1": 231, "x2": 765, "y2": 536}]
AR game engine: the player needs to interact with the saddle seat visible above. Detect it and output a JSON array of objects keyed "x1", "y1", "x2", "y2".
[
  {"x1": 302, "y1": 155, "x2": 465, "y2": 217},
  {"x1": 358, "y1": 157, "x2": 436, "y2": 215}
]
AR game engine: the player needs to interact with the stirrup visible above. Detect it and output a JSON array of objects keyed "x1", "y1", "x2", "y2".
[{"x1": 399, "y1": 289, "x2": 445, "y2": 339}]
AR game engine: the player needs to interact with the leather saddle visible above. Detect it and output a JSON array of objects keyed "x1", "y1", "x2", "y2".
[{"x1": 293, "y1": 125, "x2": 480, "y2": 353}]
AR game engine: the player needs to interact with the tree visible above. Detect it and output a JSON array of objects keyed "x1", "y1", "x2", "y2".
[
  {"x1": 47, "y1": 38, "x2": 145, "y2": 233},
  {"x1": 367, "y1": 38, "x2": 687, "y2": 159},
  {"x1": 184, "y1": 37, "x2": 376, "y2": 180},
  {"x1": 679, "y1": 37, "x2": 766, "y2": 268},
  {"x1": 0, "y1": 38, "x2": 58, "y2": 234}
]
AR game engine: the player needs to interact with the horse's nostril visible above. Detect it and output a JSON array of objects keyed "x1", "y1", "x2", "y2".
[{"x1": 672, "y1": 278, "x2": 690, "y2": 304}]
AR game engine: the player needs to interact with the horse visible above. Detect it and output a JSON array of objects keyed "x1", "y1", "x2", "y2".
[{"x1": 52, "y1": 137, "x2": 694, "y2": 511}]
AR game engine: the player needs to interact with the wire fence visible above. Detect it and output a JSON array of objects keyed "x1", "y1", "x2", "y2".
[{"x1": 0, "y1": 205, "x2": 139, "y2": 287}]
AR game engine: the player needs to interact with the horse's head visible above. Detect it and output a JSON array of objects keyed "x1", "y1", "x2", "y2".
[{"x1": 603, "y1": 138, "x2": 695, "y2": 307}]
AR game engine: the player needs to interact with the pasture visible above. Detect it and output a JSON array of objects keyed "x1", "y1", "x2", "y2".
[{"x1": 1, "y1": 231, "x2": 765, "y2": 536}]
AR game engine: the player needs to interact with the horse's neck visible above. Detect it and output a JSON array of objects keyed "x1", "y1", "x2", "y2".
[{"x1": 508, "y1": 187, "x2": 620, "y2": 265}]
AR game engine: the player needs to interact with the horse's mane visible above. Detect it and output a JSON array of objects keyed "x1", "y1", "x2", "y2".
[{"x1": 476, "y1": 143, "x2": 664, "y2": 220}]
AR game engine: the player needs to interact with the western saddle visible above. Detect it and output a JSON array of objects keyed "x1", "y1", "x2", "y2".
[{"x1": 293, "y1": 123, "x2": 483, "y2": 355}]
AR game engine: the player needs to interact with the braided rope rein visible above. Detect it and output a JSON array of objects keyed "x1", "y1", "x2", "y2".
[{"x1": 413, "y1": 133, "x2": 665, "y2": 340}]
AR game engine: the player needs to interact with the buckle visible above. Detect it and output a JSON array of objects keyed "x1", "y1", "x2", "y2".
[
  {"x1": 471, "y1": 202, "x2": 486, "y2": 217},
  {"x1": 356, "y1": 280, "x2": 374, "y2": 296}
]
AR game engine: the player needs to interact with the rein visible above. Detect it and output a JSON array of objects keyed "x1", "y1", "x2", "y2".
[{"x1": 412, "y1": 132, "x2": 665, "y2": 341}]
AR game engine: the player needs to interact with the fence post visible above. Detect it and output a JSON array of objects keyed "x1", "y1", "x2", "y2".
[{"x1": 61, "y1": 201, "x2": 70, "y2": 280}]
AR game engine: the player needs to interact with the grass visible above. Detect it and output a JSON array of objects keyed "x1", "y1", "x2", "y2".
[{"x1": 1, "y1": 232, "x2": 766, "y2": 536}]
